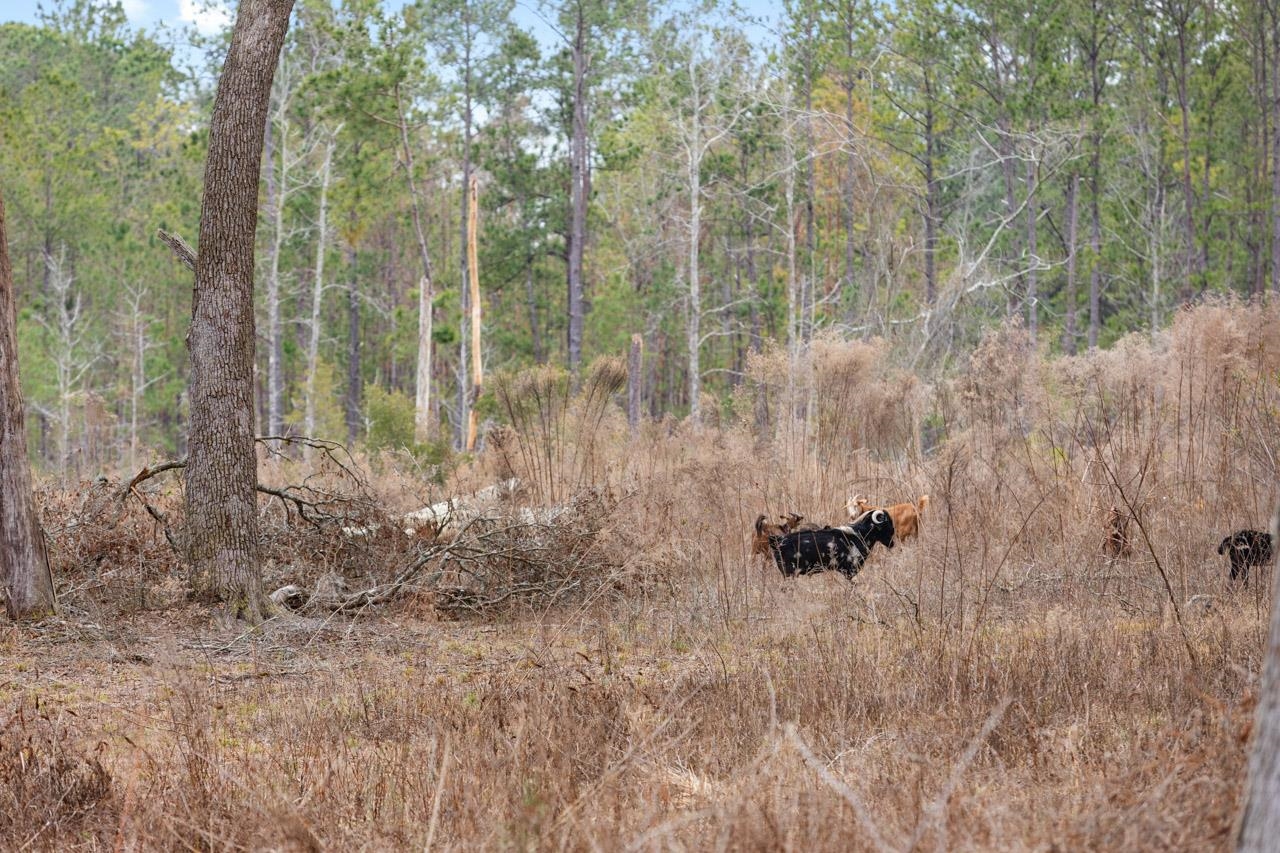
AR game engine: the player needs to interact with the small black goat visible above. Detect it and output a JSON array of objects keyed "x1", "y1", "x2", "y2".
[
  {"x1": 1217, "y1": 529, "x2": 1273, "y2": 583},
  {"x1": 765, "y1": 509, "x2": 895, "y2": 579}
]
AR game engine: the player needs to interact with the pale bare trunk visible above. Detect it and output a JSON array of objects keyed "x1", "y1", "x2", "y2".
[
  {"x1": 394, "y1": 85, "x2": 437, "y2": 443},
  {"x1": 264, "y1": 61, "x2": 289, "y2": 442},
  {"x1": 303, "y1": 134, "x2": 334, "y2": 448}
]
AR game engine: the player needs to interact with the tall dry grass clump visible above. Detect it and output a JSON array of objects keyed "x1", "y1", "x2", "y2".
[{"x1": 491, "y1": 357, "x2": 628, "y2": 504}]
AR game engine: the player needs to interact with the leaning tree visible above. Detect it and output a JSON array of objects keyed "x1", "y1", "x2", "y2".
[{"x1": 165, "y1": 0, "x2": 296, "y2": 621}]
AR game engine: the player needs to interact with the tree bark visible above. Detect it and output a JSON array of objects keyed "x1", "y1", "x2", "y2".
[
  {"x1": 458, "y1": 15, "x2": 474, "y2": 450},
  {"x1": 1272, "y1": 0, "x2": 1280, "y2": 295},
  {"x1": 263, "y1": 62, "x2": 289, "y2": 443},
  {"x1": 345, "y1": 239, "x2": 361, "y2": 445},
  {"x1": 186, "y1": 0, "x2": 294, "y2": 622},
  {"x1": 303, "y1": 134, "x2": 334, "y2": 447},
  {"x1": 1064, "y1": 172, "x2": 1079, "y2": 355},
  {"x1": 627, "y1": 333, "x2": 642, "y2": 434},
  {"x1": 466, "y1": 173, "x2": 481, "y2": 451},
  {"x1": 567, "y1": 3, "x2": 589, "y2": 379},
  {"x1": 686, "y1": 56, "x2": 703, "y2": 425},
  {"x1": 1237, "y1": 504, "x2": 1280, "y2": 850},
  {"x1": 0, "y1": 186, "x2": 56, "y2": 621},
  {"x1": 393, "y1": 83, "x2": 438, "y2": 443},
  {"x1": 1025, "y1": 157, "x2": 1038, "y2": 343}
]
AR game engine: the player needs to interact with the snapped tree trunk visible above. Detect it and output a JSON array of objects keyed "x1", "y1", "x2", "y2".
[
  {"x1": 186, "y1": 0, "x2": 294, "y2": 622},
  {"x1": 0, "y1": 186, "x2": 56, "y2": 621}
]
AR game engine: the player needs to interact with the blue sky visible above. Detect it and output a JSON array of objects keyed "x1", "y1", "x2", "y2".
[
  {"x1": 1, "y1": 0, "x2": 782, "y2": 49},
  {"x1": 4, "y1": 0, "x2": 232, "y2": 34}
]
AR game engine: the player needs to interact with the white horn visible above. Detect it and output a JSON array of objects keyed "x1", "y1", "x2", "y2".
[{"x1": 872, "y1": 510, "x2": 887, "y2": 525}]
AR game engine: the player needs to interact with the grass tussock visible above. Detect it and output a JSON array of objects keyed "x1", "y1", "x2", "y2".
[{"x1": 2, "y1": 299, "x2": 1277, "y2": 850}]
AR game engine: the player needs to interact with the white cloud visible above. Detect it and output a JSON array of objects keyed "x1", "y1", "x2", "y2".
[
  {"x1": 119, "y1": 0, "x2": 148, "y2": 22},
  {"x1": 177, "y1": 0, "x2": 232, "y2": 36}
]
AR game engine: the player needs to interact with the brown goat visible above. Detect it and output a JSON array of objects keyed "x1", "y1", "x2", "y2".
[
  {"x1": 847, "y1": 494, "x2": 929, "y2": 542},
  {"x1": 752, "y1": 513, "x2": 814, "y2": 556},
  {"x1": 1104, "y1": 505, "x2": 1132, "y2": 558}
]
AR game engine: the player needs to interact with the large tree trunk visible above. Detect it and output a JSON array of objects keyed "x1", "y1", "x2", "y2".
[
  {"x1": 0, "y1": 186, "x2": 56, "y2": 621},
  {"x1": 1237, "y1": 505, "x2": 1280, "y2": 850},
  {"x1": 186, "y1": 0, "x2": 294, "y2": 622},
  {"x1": 567, "y1": 4, "x2": 589, "y2": 379}
]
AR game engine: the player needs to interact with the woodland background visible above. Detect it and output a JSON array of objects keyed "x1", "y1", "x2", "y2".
[{"x1": 3, "y1": 0, "x2": 1277, "y2": 474}]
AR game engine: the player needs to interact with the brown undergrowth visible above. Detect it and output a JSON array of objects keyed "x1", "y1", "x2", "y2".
[{"x1": 1, "y1": 300, "x2": 1277, "y2": 850}]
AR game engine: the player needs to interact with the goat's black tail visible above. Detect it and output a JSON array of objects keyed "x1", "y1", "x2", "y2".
[{"x1": 1217, "y1": 536, "x2": 1231, "y2": 555}]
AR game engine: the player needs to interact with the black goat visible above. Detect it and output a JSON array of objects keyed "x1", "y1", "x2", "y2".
[
  {"x1": 1217, "y1": 529, "x2": 1274, "y2": 583},
  {"x1": 766, "y1": 509, "x2": 895, "y2": 579}
]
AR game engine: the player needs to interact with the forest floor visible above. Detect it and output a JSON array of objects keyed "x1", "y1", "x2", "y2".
[{"x1": 0, "y1": 553, "x2": 1264, "y2": 852}]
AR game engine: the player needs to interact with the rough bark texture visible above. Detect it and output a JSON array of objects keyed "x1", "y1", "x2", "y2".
[
  {"x1": 1025, "y1": 158, "x2": 1038, "y2": 342},
  {"x1": 567, "y1": 3, "x2": 589, "y2": 379},
  {"x1": 1272, "y1": 0, "x2": 1280, "y2": 295},
  {"x1": 466, "y1": 173, "x2": 482, "y2": 451},
  {"x1": 1063, "y1": 172, "x2": 1079, "y2": 355},
  {"x1": 1237, "y1": 504, "x2": 1280, "y2": 850},
  {"x1": 186, "y1": 0, "x2": 294, "y2": 622},
  {"x1": 628, "y1": 333, "x2": 642, "y2": 434},
  {"x1": 458, "y1": 31, "x2": 474, "y2": 450},
  {"x1": 0, "y1": 187, "x2": 56, "y2": 621},
  {"x1": 345, "y1": 240, "x2": 361, "y2": 446}
]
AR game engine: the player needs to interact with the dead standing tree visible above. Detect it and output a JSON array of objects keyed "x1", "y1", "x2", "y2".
[
  {"x1": 0, "y1": 186, "x2": 56, "y2": 620},
  {"x1": 163, "y1": 0, "x2": 296, "y2": 621}
]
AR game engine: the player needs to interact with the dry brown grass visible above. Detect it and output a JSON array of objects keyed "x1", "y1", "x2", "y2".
[{"x1": 2, "y1": 301, "x2": 1277, "y2": 850}]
